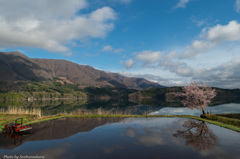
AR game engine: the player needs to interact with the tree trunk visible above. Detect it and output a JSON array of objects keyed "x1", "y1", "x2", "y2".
[{"x1": 202, "y1": 108, "x2": 206, "y2": 115}]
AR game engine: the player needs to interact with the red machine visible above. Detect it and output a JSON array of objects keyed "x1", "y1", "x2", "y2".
[{"x1": 5, "y1": 118, "x2": 32, "y2": 133}]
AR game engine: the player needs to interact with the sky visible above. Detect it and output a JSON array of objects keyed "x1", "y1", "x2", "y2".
[{"x1": 0, "y1": 0, "x2": 240, "y2": 89}]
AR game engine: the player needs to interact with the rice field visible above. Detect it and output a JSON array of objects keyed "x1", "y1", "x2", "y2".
[{"x1": 0, "y1": 106, "x2": 41, "y2": 117}]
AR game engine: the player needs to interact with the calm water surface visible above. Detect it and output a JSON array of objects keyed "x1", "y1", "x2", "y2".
[
  {"x1": 1, "y1": 118, "x2": 240, "y2": 159},
  {"x1": 150, "y1": 103, "x2": 240, "y2": 116},
  {"x1": 1, "y1": 101, "x2": 240, "y2": 116}
]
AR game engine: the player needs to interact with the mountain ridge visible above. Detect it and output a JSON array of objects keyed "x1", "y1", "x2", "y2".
[{"x1": 0, "y1": 51, "x2": 164, "y2": 90}]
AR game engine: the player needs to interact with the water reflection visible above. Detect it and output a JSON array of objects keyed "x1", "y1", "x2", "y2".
[
  {"x1": 150, "y1": 103, "x2": 240, "y2": 116},
  {"x1": 0, "y1": 100, "x2": 161, "y2": 116},
  {"x1": 2, "y1": 132, "x2": 31, "y2": 146},
  {"x1": 0, "y1": 118, "x2": 240, "y2": 159},
  {"x1": 1, "y1": 99, "x2": 240, "y2": 117},
  {"x1": 0, "y1": 118, "x2": 123, "y2": 149},
  {"x1": 173, "y1": 119, "x2": 219, "y2": 151}
]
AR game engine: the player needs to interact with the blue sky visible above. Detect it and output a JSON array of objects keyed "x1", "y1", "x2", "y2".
[{"x1": 0, "y1": 0, "x2": 240, "y2": 88}]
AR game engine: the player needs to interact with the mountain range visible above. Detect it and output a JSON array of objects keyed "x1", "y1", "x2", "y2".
[{"x1": 0, "y1": 52, "x2": 163, "y2": 90}]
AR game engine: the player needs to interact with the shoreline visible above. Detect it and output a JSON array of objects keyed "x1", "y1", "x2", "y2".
[{"x1": 1, "y1": 114, "x2": 239, "y2": 133}]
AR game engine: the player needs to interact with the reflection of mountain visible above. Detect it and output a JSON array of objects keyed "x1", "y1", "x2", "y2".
[
  {"x1": 71, "y1": 105, "x2": 161, "y2": 115},
  {"x1": 0, "y1": 100, "x2": 162, "y2": 116},
  {"x1": 38, "y1": 100, "x2": 161, "y2": 115},
  {"x1": 173, "y1": 119, "x2": 219, "y2": 151},
  {"x1": 0, "y1": 118, "x2": 122, "y2": 150}
]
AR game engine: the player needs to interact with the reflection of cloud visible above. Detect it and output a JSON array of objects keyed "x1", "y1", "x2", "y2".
[
  {"x1": 126, "y1": 127, "x2": 136, "y2": 138},
  {"x1": 207, "y1": 103, "x2": 240, "y2": 114},
  {"x1": 130, "y1": 118, "x2": 186, "y2": 147},
  {"x1": 199, "y1": 146, "x2": 240, "y2": 159},
  {"x1": 150, "y1": 107, "x2": 201, "y2": 116},
  {"x1": 8, "y1": 117, "x2": 240, "y2": 159},
  {"x1": 40, "y1": 143, "x2": 70, "y2": 159},
  {"x1": 138, "y1": 134, "x2": 165, "y2": 147},
  {"x1": 102, "y1": 145, "x2": 125, "y2": 155},
  {"x1": 102, "y1": 147, "x2": 114, "y2": 154}
]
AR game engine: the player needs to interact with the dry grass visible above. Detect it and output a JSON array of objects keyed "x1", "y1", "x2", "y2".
[
  {"x1": 0, "y1": 107, "x2": 41, "y2": 117},
  {"x1": 65, "y1": 107, "x2": 151, "y2": 116}
]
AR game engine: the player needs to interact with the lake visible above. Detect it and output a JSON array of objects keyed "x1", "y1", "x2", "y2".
[
  {"x1": 150, "y1": 103, "x2": 240, "y2": 116},
  {"x1": 0, "y1": 117, "x2": 240, "y2": 159},
  {"x1": 1, "y1": 100, "x2": 240, "y2": 116}
]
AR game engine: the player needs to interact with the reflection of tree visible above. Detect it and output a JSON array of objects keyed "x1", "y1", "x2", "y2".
[
  {"x1": 4, "y1": 131, "x2": 31, "y2": 146},
  {"x1": 173, "y1": 119, "x2": 219, "y2": 151}
]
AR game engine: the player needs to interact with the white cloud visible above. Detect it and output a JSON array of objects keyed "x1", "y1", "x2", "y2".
[
  {"x1": 191, "y1": 58, "x2": 240, "y2": 88},
  {"x1": 120, "y1": 72, "x2": 186, "y2": 87},
  {"x1": 102, "y1": 45, "x2": 125, "y2": 53},
  {"x1": 159, "y1": 59, "x2": 193, "y2": 77},
  {"x1": 119, "y1": 0, "x2": 132, "y2": 4},
  {"x1": 190, "y1": 16, "x2": 206, "y2": 27},
  {"x1": 0, "y1": 0, "x2": 117, "y2": 53},
  {"x1": 111, "y1": 0, "x2": 132, "y2": 4},
  {"x1": 179, "y1": 40, "x2": 216, "y2": 59},
  {"x1": 102, "y1": 45, "x2": 113, "y2": 51},
  {"x1": 157, "y1": 56, "x2": 240, "y2": 88},
  {"x1": 236, "y1": 0, "x2": 240, "y2": 13},
  {"x1": 125, "y1": 59, "x2": 136, "y2": 68},
  {"x1": 120, "y1": 0, "x2": 132, "y2": 3},
  {"x1": 174, "y1": 0, "x2": 190, "y2": 9},
  {"x1": 179, "y1": 20, "x2": 240, "y2": 59},
  {"x1": 206, "y1": 21, "x2": 240, "y2": 42},
  {"x1": 123, "y1": 57, "x2": 240, "y2": 88},
  {"x1": 135, "y1": 50, "x2": 162, "y2": 64},
  {"x1": 0, "y1": 0, "x2": 88, "y2": 21},
  {"x1": 126, "y1": 21, "x2": 240, "y2": 88},
  {"x1": 114, "y1": 48, "x2": 125, "y2": 53}
]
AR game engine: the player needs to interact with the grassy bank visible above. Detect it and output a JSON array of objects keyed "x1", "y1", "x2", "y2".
[
  {"x1": 1, "y1": 114, "x2": 240, "y2": 133},
  {"x1": 0, "y1": 114, "x2": 36, "y2": 131},
  {"x1": 204, "y1": 114, "x2": 240, "y2": 129}
]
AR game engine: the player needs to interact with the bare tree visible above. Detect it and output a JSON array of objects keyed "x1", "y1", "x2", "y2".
[
  {"x1": 170, "y1": 82, "x2": 216, "y2": 115},
  {"x1": 173, "y1": 119, "x2": 219, "y2": 151}
]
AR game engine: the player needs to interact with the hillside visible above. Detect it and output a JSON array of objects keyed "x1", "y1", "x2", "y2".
[
  {"x1": 0, "y1": 52, "x2": 163, "y2": 90},
  {"x1": 129, "y1": 87, "x2": 240, "y2": 107}
]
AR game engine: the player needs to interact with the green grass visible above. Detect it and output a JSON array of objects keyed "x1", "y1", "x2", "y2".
[
  {"x1": 0, "y1": 114, "x2": 35, "y2": 131},
  {"x1": 1, "y1": 114, "x2": 240, "y2": 133},
  {"x1": 204, "y1": 114, "x2": 240, "y2": 129}
]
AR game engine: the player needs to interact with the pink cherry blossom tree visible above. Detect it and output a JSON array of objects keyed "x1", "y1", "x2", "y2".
[{"x1": 170, "y1": 82, "x2": 216, "y2": 115}]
